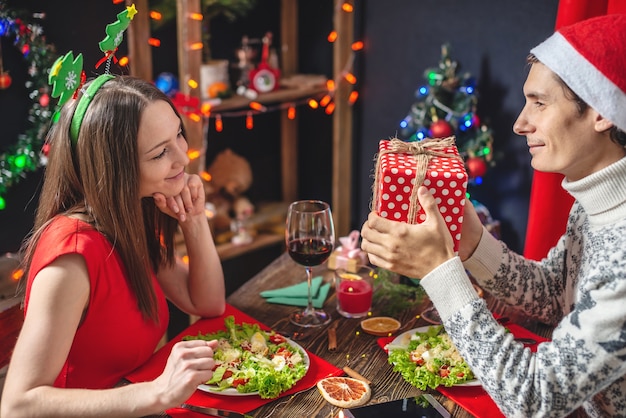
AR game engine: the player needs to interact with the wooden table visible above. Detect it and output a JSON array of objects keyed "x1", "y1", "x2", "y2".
[{"x1": 223, "y1": 252, "x2": 556, "y2": 418}]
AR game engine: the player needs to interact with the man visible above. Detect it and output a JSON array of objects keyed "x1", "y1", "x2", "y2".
[{"x1": 361, "y1": 14, "x2": 626, "y2": 417}]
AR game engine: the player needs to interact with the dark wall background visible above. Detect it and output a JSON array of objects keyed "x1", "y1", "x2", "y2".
[
  {"x1": 353, "y1": 0, "x2": 559, "y2": 253},
  {"x1": 1, "y1": 0, "x2": 559, "y2": 255}
]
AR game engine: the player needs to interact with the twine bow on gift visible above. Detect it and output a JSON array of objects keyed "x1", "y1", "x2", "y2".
[{"x1": 372, "y1": 136, "x2": 462, "y2": 224}]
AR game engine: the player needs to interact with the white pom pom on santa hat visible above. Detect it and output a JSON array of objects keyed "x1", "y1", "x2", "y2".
[{"x1": 530, "y1": 13, "x2": 626, "y2": 132}]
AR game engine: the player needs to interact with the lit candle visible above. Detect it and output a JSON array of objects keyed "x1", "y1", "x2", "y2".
[{"x1": 337, "y1": 274, "x2": 373, "y2": 317}]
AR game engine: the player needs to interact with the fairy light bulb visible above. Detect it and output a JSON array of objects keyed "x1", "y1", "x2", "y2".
[
  {"x1": 342, "y1": 2, "x2": 354, "y2": 12},
  {"x1": 344, "y1": 72, "x2": 357, "y2": 84},
  {"x1": 327, "y1": 30, "x2": 338, "y2": 43},
  {"x1": 351, "y1": 41, "x2": 364, "y2": 51},
  {"x1": 189, "y1": 42, "x2": 203, "y2": 51},
  {"x1": 12, "y1": 268, "x2": 23, "y2": 281},
  {"x1": 246, "y1": 112, "x2": 253, "y2": 129},
  {"x1": 188, "y1": 113, "x2": 201, "y2": 122},
  {"x1": 118, "y1": 56, "x2": 129, "y2": 66},
  {"x1": 348, "y1": 91, "x2": 359, "y2": 104},
  {"x1": 148, "y1": 38, "x2": 161, "y2": 47},
  {"x1": 187, "y1": 149, "x2": 201, "y2": 160},
  {"x1": 325, "y1": 102, "x2": 335, "y2": 115},
  {"x1": 320, "y1": 94, "x2": 332, "y2": 107},
  {"x1": 200, "y1": 103, "x2": 212, "y2": 116},
  {"x1": 288, "y1": 105, "x2": 296, "y2": 120},
  {"x1": 249, "y1": 101, "x2": 267, "y2": 112},
  {"x1": 326, "y1": 79, "x2": 335, "y2": 92},
  {"x1": 215, "y1": 114, "x2": 223, "y2": 132},
  {"x1": 189, "y1": 12, "x2": 202, "y2": 21},
  {"x1": 187, "y1": 79, "x2": 198, "y2": 89},
  {"x1": 308, "y1": 99, "x2": 319, "y2": 109},
  {"x1": 149, "y1": 10, "x2": 162, "y2": 20},
  {"x1": 200, "y1": 171, "x2": 212, "y2": 182}
]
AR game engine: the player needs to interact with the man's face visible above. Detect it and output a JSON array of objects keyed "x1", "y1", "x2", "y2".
[{"x1": 513, "y1": 63, "x2": 622, "y2": 181}]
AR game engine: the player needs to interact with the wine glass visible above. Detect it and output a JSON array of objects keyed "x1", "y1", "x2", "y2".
[{"x1": 285, "y1": 200, "x2": 335, "y2": 327}]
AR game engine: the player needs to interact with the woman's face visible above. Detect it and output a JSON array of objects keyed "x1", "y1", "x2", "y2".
[{"x1": 137, "y1": 100, "x2": 189, "y2": 198}]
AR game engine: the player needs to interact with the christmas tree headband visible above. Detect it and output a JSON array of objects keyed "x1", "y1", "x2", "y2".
[{"x1": 48, "y1": 4, "x2": 137, "y2": 144}]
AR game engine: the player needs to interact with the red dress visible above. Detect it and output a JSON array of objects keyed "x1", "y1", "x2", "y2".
[{"x1": 24, "y1": 216, "x2": 169, "y2": 389}]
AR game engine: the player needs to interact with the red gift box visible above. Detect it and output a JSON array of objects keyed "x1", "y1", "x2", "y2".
[{"x1": 373, "y1": 137, "x2": 468, "y2": 252}]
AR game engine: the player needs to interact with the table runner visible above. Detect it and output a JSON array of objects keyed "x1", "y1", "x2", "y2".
[
  {"x1": 376, "y1": 321, "x2": 549, "y2": 418},
  {"x1": 126, "y1": 304, "x2": 343, "y2": 415}
]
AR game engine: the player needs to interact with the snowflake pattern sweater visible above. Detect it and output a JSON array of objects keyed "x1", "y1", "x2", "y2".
[{"x1": 420, "y1": 156, "x2": 626, "y2": 417}]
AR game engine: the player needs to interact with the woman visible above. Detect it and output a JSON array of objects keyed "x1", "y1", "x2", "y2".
[{"x1": 1, "y1": 75, "x2": 226, "y2": 417}]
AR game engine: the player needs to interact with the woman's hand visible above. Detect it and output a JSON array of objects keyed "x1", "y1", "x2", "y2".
[
  {"x1": 360, "y1": 186, "x2": 456, "y2": 279},
  {"x1": 151, "y1": 339, "x2": 219, "y2": 408},
  {"x1": 153, "y1": 173, "x2": 205, "y2": 223}
]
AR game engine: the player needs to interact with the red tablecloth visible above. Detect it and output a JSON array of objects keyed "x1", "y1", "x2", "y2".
[
  {"x1": 126, "y1": 304, "x2": 343, "y2": 416},
  {"x1": 377, "y1": 319, "x2": 549, "y2": 418}
]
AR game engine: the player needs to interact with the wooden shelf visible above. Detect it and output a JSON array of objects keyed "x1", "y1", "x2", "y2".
[{"x1": 208, "y1": 81, "x2": 328, "y2": 113}]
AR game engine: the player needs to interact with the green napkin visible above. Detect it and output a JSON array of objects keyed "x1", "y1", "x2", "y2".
[
  {"x1": 264, "y1": 283, "x2": 331, "y2": 308},
  {"x1": 260, "y1": 276, "x2": 323, "y2": 298},
  {"x1": 260, "y1": 276, "x2": 330, "y2": 308}
]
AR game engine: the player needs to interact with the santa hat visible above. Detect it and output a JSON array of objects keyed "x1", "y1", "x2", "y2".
[{"x1": 530, "y1": 14, "x2": 626, "y2": 132}]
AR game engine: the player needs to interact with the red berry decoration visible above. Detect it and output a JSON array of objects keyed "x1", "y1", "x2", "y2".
[
  {"x1": 0, "y1": 71, "x2": 12, "y2": 89},
  {"x1": 429, "y1": 119, "x2": 454, "y2": 138},
  {"x1": 466, "y1": 156, "x2": 487, "y2": 178}
]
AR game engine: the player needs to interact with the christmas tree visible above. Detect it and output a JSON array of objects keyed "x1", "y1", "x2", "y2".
[{"x1": 397, "y1": 43, "x2": 494, "y2": 185}]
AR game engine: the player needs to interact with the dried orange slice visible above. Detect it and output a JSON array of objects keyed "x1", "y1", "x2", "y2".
[
  {"x1": 317, "y1": 376, "x2": 371, "y2": 408},
  {"x1": 360, "y1": 316, "x2": 401, "y2": 336}
]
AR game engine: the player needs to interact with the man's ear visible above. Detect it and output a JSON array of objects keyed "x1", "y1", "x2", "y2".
[{"x1": 594, "y1": 113, "x2": 615, "y2": 133}]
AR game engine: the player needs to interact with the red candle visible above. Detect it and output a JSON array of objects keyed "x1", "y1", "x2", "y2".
[{"x1": 337, "y1": 277, "x2": 373, "y2": 316}]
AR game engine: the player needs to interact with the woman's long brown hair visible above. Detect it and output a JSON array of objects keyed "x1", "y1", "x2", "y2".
[{"x1": 20, "y1": 76, "x2": 183, "y2": 322}]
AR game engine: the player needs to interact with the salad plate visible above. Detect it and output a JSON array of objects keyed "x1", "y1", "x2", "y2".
[
  {"x1": 198, "y1": 337, "x2": 310, "y2": 396},
  {"x1": 184, "y1": 316, "x2": 310, "y2": 398},
  {"x1": 386, "y1": 326, "x2": 480, "y2": 388}
]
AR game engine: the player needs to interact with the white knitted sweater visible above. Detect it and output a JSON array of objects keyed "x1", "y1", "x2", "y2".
[{"x1": 420, "y1": 157, "x2": 626, "y2": 417}]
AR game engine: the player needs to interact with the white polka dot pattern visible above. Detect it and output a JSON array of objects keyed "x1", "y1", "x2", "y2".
[{"x1": 374, "y1": 139, "x2": 468, "y2": 251}]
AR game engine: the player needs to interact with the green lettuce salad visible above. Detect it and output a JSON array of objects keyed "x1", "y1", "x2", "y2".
[
  {"x1": 387, "y1": 325, "x2": 475, "y2": 390},
  {"x1": 183, "y1": 316, "x2": 308, "y2": 399}
]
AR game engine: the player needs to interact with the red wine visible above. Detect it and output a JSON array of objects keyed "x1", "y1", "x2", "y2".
[{"x1": 288, "y1": 238, "x2": 333, "y2": 266}]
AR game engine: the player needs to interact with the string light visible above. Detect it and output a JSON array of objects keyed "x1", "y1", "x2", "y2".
[
  {"x1": 327, "y1": 30, "x2": 338, "y2": 43},
  {"x1": 246, "y1": 112, "x2": 253, "y2": 129},
  {"x1": 189, "y1": 12, "x2": 203, "y2": 21},
  {"x1": 200, "y1": 171, "x2": 212, "y2": 182},
  {"x1": 351, "y1": 41, "x2": 364, "y2": 51},
  {"x1": 215, "y1": 114, "x2": 223, "y2": 132},
  {"x1": 249, "y1": 101, "x2": 267, "y2": 112},
  {"x1": 187, "y1": 149, "x2": 201, "y2": 160},
  {"x1": 149, "y1": 10, "x2": 162, "y2": 20},
  {"x1": 287, "y1": 105, "x2": 296, "y2": 120},
  {"x1": 188, "y1": 42, "x2": 203, "y2": 51},
  {"x1": 308, "y1": 99, "x2": 319, "y2": 109},
  {"x1": 341, "y1": 2, "x2": 354, "y2": 12},
  {"x1": 348, "y1": 91, "x2": 359, "y2": 104},
  {"x1": 148, "y1": 38, "x2": 161, "y2": 47},
  {"x1": 187, "y1": 79, "x2": 199, "y2": 89},
  {"x1": 320, "y1": 94, "x2": 332, "y2": 107},
  {"x1": 325, "y1": 102, "x2": 335, "y2": 115},
  {"x1": 344, "y1": 72, "x2": 357, "y2": 84}
]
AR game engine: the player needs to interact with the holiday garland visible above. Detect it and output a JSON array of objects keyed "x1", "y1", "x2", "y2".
[{"x1": 0, "y1": 5, "x2": 57, "y2": 210}]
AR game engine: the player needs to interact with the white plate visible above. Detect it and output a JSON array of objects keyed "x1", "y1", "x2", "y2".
[
  {"x1": 197, "y1": 337, "x2": 311, "y2": 396},
  {"x1": 386, "y1": 326, "x2": 481, "y2": 387}
]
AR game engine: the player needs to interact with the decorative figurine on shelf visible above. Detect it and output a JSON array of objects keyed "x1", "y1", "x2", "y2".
[
  {"x1": 203, "y1": 149, "x2": 255, "y2": 242},
  {"x1": 248, "y1": 32, "x2": 281, "y2": 93}
]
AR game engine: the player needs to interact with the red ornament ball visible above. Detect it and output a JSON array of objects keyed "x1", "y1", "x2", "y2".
[
  {"x1": 0, "y1": 72, "x2": 12, "y2": 89},
  {"x1": 429, "y1": 120, "x2": 454, "y2": 138},
  {"x1": 466, "y1": 157, "x2": 488, "y2": 178},
  {"x1": 39, "y1": 93, "x2": 50, "y2": 107}
]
